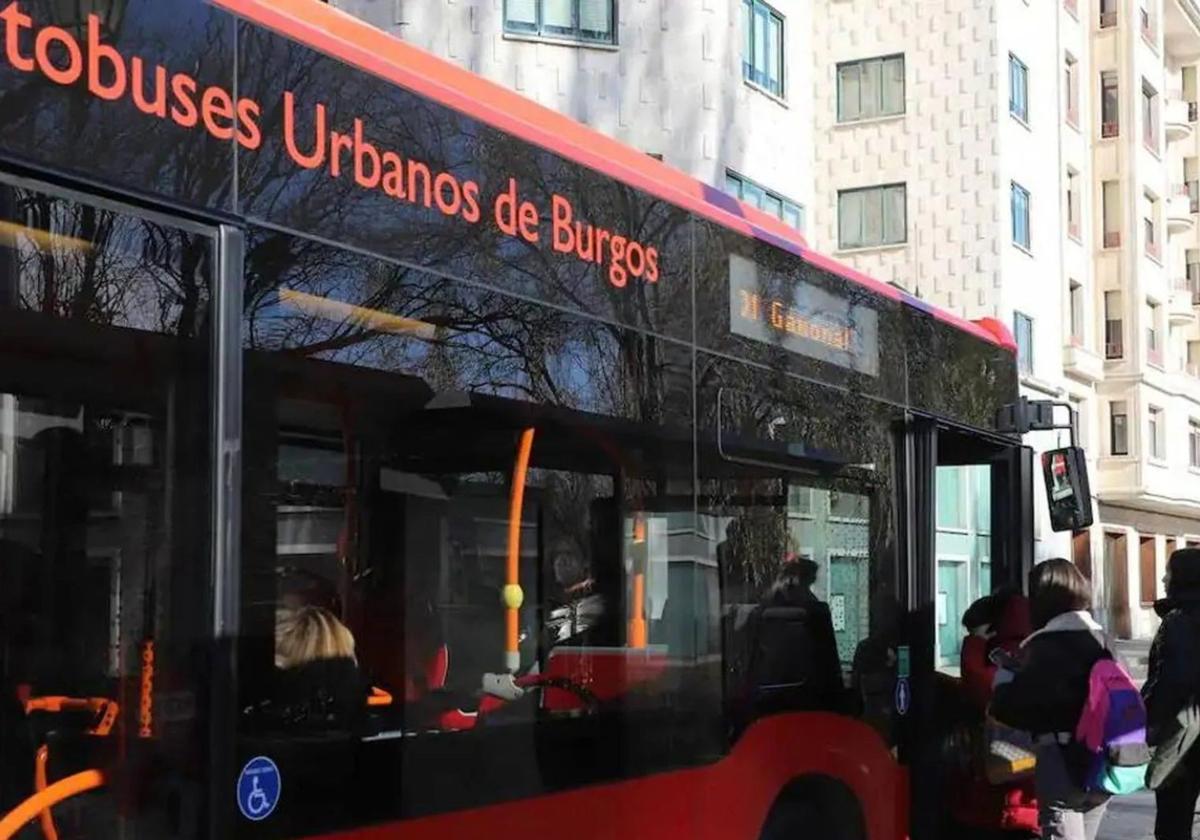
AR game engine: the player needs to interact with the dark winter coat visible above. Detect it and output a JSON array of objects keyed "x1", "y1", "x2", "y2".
[
  {"x1": 991, "y1": 610, "x2": 1108, "y2": 736},
  {"x1": 1143, "y1": 592, "x2": 1200, "y2": 789}
]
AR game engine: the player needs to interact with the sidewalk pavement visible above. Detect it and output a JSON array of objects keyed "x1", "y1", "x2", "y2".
[{"x1": 1098, "y1": 790, "x2": 1200, "y2": 840}]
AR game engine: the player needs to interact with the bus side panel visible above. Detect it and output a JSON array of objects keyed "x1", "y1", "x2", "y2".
[{"x1": 300, "y1": 714, "x2": 903, "y2": 840}]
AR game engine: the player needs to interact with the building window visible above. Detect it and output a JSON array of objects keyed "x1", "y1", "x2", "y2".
[
  {"x1": 1111, "y1": 401, "x2": 1129, "y2": 455},
  {"x1": 742, "y1": 0, "x2": 784, "y2": 97},
  {"x1": 1009, "y1": 54, "x2": 1029, "y2": 123},
  {"x1": 837, "y1": 184, "x2": 906, "y2": 249},
  {"x1": 504, "y1": 0, "x2": 616, "y2": 45},
  {"x1": 1103, "y1": 180, "x2": 1121, "y2": 247},
  {"x1": 724, "y1": 171, "x2": 804, "y2": 231},
  {"x1": 1100, "y1": 0, "x2": 1118, "y2": 28},
  {"x1": 1139, "y1": 536, "x2": 1157, "y2": 606},
  {"x1": 1069, "y1": 281, "x2": 1084, "y2": 345},
  {"x1": 1105, "y1": 290, "x2": 1123, "y2": 359},
  {"x1": 1067, "y1": 169, "x2": 1081, "y2": 240},
  {"x1": 1149, "y1": 406, "x2": 1165, "y2": 460},
  {"x1": 837, "y1": 55, "x2": 905, "y2": 122},
  {"x1": 1143, "y1": 80, "x2": 1160, "y2": 152},
  {"x1": 1011, "y1": 182, "x2": 1031, "y2": 250},
  {"x1": 1145, "y1": 192, "x2": 1161, "y2": 261},
  {"x1": 1101, "y1": 71, "x2": 1119, "y2": 138},
  {"x1": 1189, "y1": 249, "x2": 1200, "y2": 304},
  {"x1": 1148, "y1": 299, "x2": 1163, "y2": 367},
  {"x1": 1140, "y1": 0, "x2": 1155, "y2": 42},
  {"x1": 1191, "y1": 420, "x2": 1200, "y2": 468},
  {"x1": 1190, "y1": 340, "x2": 1200, "y2": 376},
  {"x1": 1014, "y1": 312, "x2": 1034, "y2": 376},
  {"x1": 1065, "y1": 53, "x2": 1079, "y2": 127}
]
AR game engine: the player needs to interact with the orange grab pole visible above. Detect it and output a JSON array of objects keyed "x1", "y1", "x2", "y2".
[
  {"x1": 503, "y1": 428, "x2": 536, "y2": 673},
  {"x1": 0, "y1": 770, "x2": 106, "y2": 840},
  {"x1": 33, "y1": 746, "x2": 57, "y2": 840},
  {"x1": 628, "y1": 513, "x2": 647, "y2": 648}
]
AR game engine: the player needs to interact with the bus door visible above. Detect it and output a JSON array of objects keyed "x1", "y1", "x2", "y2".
[
  {"x1": 0, "y1": 174, "x2": 224, "y2": 840},
  {"x1": 896, "y1": 417, "x2": 1033, "y2": 840}
]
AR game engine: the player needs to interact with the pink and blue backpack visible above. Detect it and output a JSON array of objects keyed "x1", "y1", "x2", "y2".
[{"x1": 1072, "y1": 655, "x2": 1151, "y2": 795}]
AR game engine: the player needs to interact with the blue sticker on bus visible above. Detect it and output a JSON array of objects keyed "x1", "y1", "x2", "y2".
[
  {"x1": 237, "y1": 756, "x2": 281, "y2": 821},
  {"x1": 895, "y1": 677, "x2": 911, "y2": 717}
]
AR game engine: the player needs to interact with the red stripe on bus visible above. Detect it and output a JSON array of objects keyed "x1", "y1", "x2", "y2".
[{"x1": 208, "y1": 0, "x2": 1009, "y2": 350}]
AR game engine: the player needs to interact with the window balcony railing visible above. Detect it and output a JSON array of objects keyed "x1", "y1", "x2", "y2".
[
  {"x1": 1067, "y1": 106, "x2": 1079, "y2": 127},
  {"x1": 1147, "y1": 240, "x2": 1162, "y2": 261},
  {"x1": 1068, "y1": 221, "x2": 1081, "y2": 240},
  {"x1": 1102, "y1": 121, "x2": 1120, "y2": 138},
  {"x1": 1100, "y1": 10, "x2": 1118, "y2": 28},
  {"x1": 1141, "y1": 9, "x2": 1155, "y2": 42},
  {"x1": 1106, "y1": 340, "x2": 1124, "y2": 359},
  {"x1": 1188, "y1": 362, "x2": 1200, "y2": 378},
  {"x1": 1191, "y1": 102, "x2": 1199, "y2": 123},
  {"x1": 1104, "y1": 230, "x2": 1122, "y2": 248}
]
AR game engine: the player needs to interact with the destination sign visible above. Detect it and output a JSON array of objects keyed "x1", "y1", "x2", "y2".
[{"x1": 728, "y1": 254, "x2": 879, "y2": 376}]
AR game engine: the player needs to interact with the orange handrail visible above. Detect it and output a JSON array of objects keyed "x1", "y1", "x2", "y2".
[
  {"x1": 23, "y1": 697, "x2": 118, "y2": 737},
  {"x1": 34, "y1": 746, "x2": 57, "y2": 840},
  {"x1": 367, "y1": 686, "x2": 393, "y2": 707},
  {"x1": 503, "y1": 428, "x2": 536, "y2": 673},
  {"x1": 0, "y1": 770, "x2": 106, "y2": 840}
]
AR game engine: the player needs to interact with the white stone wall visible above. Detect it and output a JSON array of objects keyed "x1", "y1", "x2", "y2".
[
  {"x1": 331, "y1": 0, "x2": 813, "y2": 223},
  {"x1": 808, "y1": 0, "x2": 1001, "y2": 319}
]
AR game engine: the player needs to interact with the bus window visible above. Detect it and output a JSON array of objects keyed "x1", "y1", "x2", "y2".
[
  {"x1": 697, "y1": 360, "x2": 901, "y2": 748},
  {"x1": 237, "y1": 229, "x2": 717, "y2": 832},
  {"x1": 0, "y1": 178, "x2": 213, "y2": 839}
]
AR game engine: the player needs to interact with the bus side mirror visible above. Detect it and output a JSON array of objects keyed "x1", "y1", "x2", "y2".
[{"x1": 1042, "y1": 447, "x2": 1093, "y2": 532}]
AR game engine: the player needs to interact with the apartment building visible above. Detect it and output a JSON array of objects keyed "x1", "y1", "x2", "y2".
[
  {"x1": 330, "y1": 0, "x2": 813, "y2": 234},
  {"x1": 811, "y1": 0, "x2": 1200, "y2": 639}
]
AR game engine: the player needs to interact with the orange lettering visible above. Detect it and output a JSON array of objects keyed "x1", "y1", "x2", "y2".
[
  {"x1": 645, "y1": 247, "x2": 659, "y2": 283},
  {"x1": 353, "y1": 118, "x2": 380, "y2": 188},
  {"x1": 283, "y1": 92, "x2": 325, "y2": 169},
  {"x1": 551, "y1": 195, "x2": 574, "y2": 252},
  {"x1": 169, "y1": 72, "x2": 198, "y2": 128},
  {"x1": 381, "y1": 152, "x2": 405, "y2": 198},
  {"x1": 519, "y1": 200, "x2": 540, "y2": 243},
  {"x1": 461, "y1": 180, "x2": 481, "y2": 223},
  {"x1": 407, "y1": 160, "x2": 432, "y2": 207},
  {"x1": 235, "y1": 97, "x2": 261, "y2": 150},
  {"x1": 0, "y1": 2, "x2": 34, "y2": 72},
  {"x1": 34, "y1": 25, "x2": 81, "y2": 86},
  {"x1": 434, "y1": 172, "x2": 461, "y2": 217},
  {"x1": 131, "y1": 57, "x2": 167, "y2": 117},
  {"x1": 201, "y1": 85, "x2": 235, "y2": 140},
  {"x1": 329, "y1": 130, "x2": 352, "y2": 177},
  {"x1": 87, "y1": 13, "x2": 125, "y2": 100}
]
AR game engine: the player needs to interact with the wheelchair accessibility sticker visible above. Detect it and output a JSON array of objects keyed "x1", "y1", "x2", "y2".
[{"x1": 237, "y1": 756, "x2": 281, "y2": 821}]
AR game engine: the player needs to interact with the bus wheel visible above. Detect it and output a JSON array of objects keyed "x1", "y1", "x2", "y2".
[{"x1": 758, "y1": 778, "x2": 865, "y2": 840}]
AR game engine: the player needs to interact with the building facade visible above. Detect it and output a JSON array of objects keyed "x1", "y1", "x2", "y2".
[
  {"x1": 331, "y1": 0, "x2": 812, "y2": 233},
  {"x1": 811, "y1": 0, "x2": 1200, "y2": 639},
  {"x1": 332, "y1": 0, "x2": 1200, "y2": 639}
]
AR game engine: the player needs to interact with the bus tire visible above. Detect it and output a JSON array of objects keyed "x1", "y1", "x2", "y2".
[{"x1": 758, "y1": 777, "x2": 866, "y2": 840}]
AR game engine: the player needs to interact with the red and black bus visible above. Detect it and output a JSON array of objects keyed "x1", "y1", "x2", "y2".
[{"x1": 0, "y1": 2, "x2": 1039, "y2": 839}]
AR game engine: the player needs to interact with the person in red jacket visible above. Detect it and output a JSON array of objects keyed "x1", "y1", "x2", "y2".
[{"x1": 951, "y1": 590, "x2": 1040, "y2": 839}]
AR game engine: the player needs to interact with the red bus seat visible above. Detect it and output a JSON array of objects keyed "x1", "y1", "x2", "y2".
[{"x1": 539, "y1": 646, "x2": 669, "y2": 711}]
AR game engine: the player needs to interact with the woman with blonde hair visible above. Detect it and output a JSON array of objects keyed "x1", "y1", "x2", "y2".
[
  {"x1": 268, "y1": 605, "x2": 366, "y2": 731},
  {"x1": 275, "y1": 605, "x2": 357, "y2": 669}
]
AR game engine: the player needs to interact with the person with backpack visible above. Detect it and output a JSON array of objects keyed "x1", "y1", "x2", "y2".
[
  {"x1": 991, "y1": 559, "x2": 1147, "y2": 840},
  {"x1": 1143, "y1": 547, "x2": 1200, "y2": 840}
]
